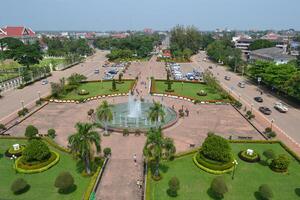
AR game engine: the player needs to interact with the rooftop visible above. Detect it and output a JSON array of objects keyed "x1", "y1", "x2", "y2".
[{"x1": 251, "y1": 47, "x2": 295, "y2": 61}]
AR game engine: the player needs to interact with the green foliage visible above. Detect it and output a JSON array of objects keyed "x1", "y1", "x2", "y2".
[
  {"x1": 112, "y1": 79, "x2": 117, "y2": 91},
  {"x1": 103, "y1": 147, "x2": 111, "y2": 157},
  {"x1": 148, "y1": 101, "x2": 166, "y2": 127},
  {"x1": 193, "y1": 154, "x2": 234, "y2": 174},
  {"x1": 0, "y1": 123, "x2": 6, "y2": 131},
  {"x1": 201, "y1": 134, "x2": 232, "y2": 163},
  {"x1": 259, "y1": 184, "x2": 273, "y2": 200},
  {"x1": 11, "y1": 178, "x2": 29, "y2": 194},
  {"x1": 68, "y1": 122, "x2": 101, "y2": 175},
  {"x1": 25, "y1": 125, "x2": 39, "y2": 138},
  {"x1": 249, "y1": 39, "x2": 276, "y2": 50},
  {"x1": 47, "y1": 129, "x2": 56, "y2": 139},
  {"x1": 238, "y1": 150, "x2": 260, "y2": 163},
  {"x1": 123, "y1": 128, "x2": 129, "y2": 136},
  {"x1": 167, "y1": 177, "x2": 180, "y2": 197},
  {"x1": 263, "y1": 149, "x2": 276, "y2": 162},
  {"x1": 118, "y1": 73, "x2": 123, "y2": 82},
  {"x1": 67, "y1": 73, "x2": 87, "y2": 86},
  {"x1": 13, "y1": 43, "x2": 43, "y2": 68},
  {"x1": 270, "y1": 154, "x2": 290, "y2": 172},
  {"x1": 22, "y1": 139, "x2": 51, "y2": 162},
  {"x1": 210, "y1": 176, "x2": 228, "y2": 198},
  {"x1": 18, "y1": 107, "x2": 29, "y2": 117},
  {"x1": 246, "y1": 111, "x2": 255, "y2": 120},
  {"x1": 54, "y1": 172, "x2": 75, "y2": 192}
]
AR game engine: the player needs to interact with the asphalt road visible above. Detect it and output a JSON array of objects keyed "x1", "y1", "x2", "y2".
[
  {"x1": 0, "y1": 50, "x2": 109, "y2": 123},
  {"x1": 192, "y1": 51, "x2": 300, "y2": 144}
]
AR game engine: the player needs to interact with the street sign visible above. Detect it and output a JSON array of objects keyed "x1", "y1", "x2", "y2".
[{"x1": 257, "y1": 77, "x2": 262, "y2": 83}]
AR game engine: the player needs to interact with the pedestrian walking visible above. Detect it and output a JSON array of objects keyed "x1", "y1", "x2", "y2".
[{"x1": 133, "y1": 154, "x2": 137, "y2": 163}]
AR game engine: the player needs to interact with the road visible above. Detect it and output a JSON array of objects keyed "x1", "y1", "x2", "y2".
[
  {"x1": 191, "y1": 51, "x2": 300, "y2": 145},
  {"x1": 0, "y1": 50, "x2": 109, "y2": 123}
]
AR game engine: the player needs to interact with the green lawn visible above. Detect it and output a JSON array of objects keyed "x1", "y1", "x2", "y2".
[
  {"x1": 147, "y1": 143, "x2": 300, "y2": 200},
  {"x1": 58, "y1": 80, "x2": 134, "y2": 100},
  {"x1": 0, "y1": 139, "x2": 92, "y2": 200},
  {"x1": 153, "y1": 80, "x2": 224, "y2": 101}
]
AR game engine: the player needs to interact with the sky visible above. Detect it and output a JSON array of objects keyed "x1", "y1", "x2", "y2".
[{"x1": 0, "y1": 0, "x2": 299, "y2": 31}]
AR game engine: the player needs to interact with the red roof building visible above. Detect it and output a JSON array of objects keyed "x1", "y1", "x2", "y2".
[{"x1": 0, "y1": 26, "x2": 36, "y2": 44}]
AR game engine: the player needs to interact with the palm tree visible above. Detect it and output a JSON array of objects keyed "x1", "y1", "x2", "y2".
[
  {"x1": 68, "y1": 122, "x2": 101, "y2": 175},
  {"x1": 148, "y1": 101, "x2": 165, "y2": 128},
  {"x1": 96, "y1": 100, "x2": 113, "y2": 135},
  {"x1": 143, "y1": 128, "x2": 176, "y2": 177}
]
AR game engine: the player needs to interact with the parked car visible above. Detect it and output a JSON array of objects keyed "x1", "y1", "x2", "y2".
[
  {"x1": 238, "y1": 82, "x2": 245, "y2": 88},
  {"x1": 208, "y1": 66, "x2": 213, "y2": 69},
  {"x1": 254, "y1": 96, "x2": 263, "y2": 103},
  {"x1": 274, "y1": 102, "x2": 288, "y2": 113},
  {"x1": 224, "y1": 76, "x2": 231, "y2": 81},
  {"x1": 259, "y1": 106, "x2": 272, "y2": 115},
  {"x1": 41, "y1": 79, "x2": 48, "y2": 85},
  {"x1": 94, "y1": 69, "x2": 99, "y2": 74}
]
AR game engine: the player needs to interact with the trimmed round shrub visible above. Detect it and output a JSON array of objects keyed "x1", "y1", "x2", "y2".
[
  {"x1": 54, "y1": 172, "x2": 74, "y2": 192},
  {"x1": 210, "y1": 176, "x2": 228, "y2": 198},
  {"x1": 197, "y1": 90, "x2": 207, "y2": 96},
  {"x1": 0, "y1": 123, "x2": 7, "y2": 131},
  {"x1": 78, "y1": 89, "x2": 89, "y2": 95},
  {"x1": 270, "y1": 154, "x2": 290, "y2": 172},
  {"x1": 195, "y1": 153, "x2": 234, "y2": 171},
  {"x1": 263, "y1": 149, "x2": 276, "y2": 162},
  {"x1": 259, "y1": 184, "x2": 273, "y2": 199},
  {"x1": 11, "y1": 178, "x2": 29, "y2": 194},
  {"x1": 103, "y1": 147, "x2": 111, "y2": 157},
  {"x1": 167, "y1": 177, "x2": 180, "y2": 197},
  {"x1": 25, "y1": 125, "x2": 39, "y2": 138},
  {"x1": 47, "y1": 129, "x2": 56, "y2": 139},
  {"x1": 238, "y1": 150, "x2": 260, "y2": 163},
  {"x1": 201, "y1": 134, "x2": 232, "y2": 163},
  {"x1": 22, "y1": 139, "x2": 51, "y2": 162}
]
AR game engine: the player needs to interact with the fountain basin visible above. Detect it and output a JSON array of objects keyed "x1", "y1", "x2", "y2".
[{"x1": 97, "y1": 102, "x2": 178, "y2": 133}]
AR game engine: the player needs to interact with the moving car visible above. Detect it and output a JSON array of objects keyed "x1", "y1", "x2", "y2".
[
  {"x1": 41, "y1": 79, "x2": 48, "y2": 85},
  {"x1": 254, "y1": 96, "x2": 263, "y2": 103},
  {"x1": 259, "y1": 106, "x2": 272, "y2": 115},
  {"x1": 224, "y1": 76, "x2": 231, "y2": 81},
  {"x1": 94, "y1": 69, "x2": 99, "y2": 74},
  {"x1": 238, "y1": 82, "x2": 245, "y2": 88},
  {"x1": 274, "y1": 102, "x2": 288, "y2": 113}
]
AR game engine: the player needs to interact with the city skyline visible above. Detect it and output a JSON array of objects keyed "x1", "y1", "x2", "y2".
[{"x1": 0, "y1": 0, "x2": 300, "y2": 31}]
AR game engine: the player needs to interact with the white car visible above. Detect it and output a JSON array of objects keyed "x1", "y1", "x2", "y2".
[
  {"x1": 274, "y1": 102, "x2": 288, "y2": 113},
  {"x1": 238, "y1": 82, "x2": 245, "y2": 88}
]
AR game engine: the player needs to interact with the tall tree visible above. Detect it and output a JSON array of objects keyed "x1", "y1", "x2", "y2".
[
  {"x1": 96, "y1": 100, "x2": 113, "y2": 135},
  {"x1": 68, "y1": 122, "x2": 101, "y2": 175},
  {"x1": 13, "y1": 43, "x2": 43, "y2": 69},
  {"x1": 143, "y1": 128, "x2": 176, "y2": 177},
  {"x1": 148, "y1": 101, "x2": 165, "y2": 128}
]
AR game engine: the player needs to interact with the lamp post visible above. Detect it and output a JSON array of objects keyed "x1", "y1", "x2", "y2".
[
  {"x1": 271, "y1": 119, "x2": 274, "y2": 131},
  {"x1": 10, "y1": 155, "x2": 17, "y2": 173},
  {"x1": 251, "y1": 103, "x2": 254, "y2": 113},
  {"x1": 20, "y1": 100, "x2": 24, "y2": 109},
  {"x1": 238, "y1": 94, "x2": 241, "y2": 102},
  {"x1": 232, "y1": 159, "x2": 238, "y2": 180},
  {"x1": 38, "y1": 91, "x2": 41, "y2": 100}
]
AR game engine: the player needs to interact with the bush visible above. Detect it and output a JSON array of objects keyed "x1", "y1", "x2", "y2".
[
  {"x1": 0, "y1": 123, "x2": 7, "y2": 131},
  {"x1": 238, "y1": 150, "x2": 260, "y2": 163},
  {"x1": 22, "y1": 139, "x2": 51, "y2": 162},
  {"x1": 195, "y1": 153, "x2": 234, "y2": 171},
  {"x1": 197, "y1": 90, "x2": 207, "y2": 96},
  {"x1": 267, "y1": 131, "x2": 277, "y2": 139},
  {"x1": 123, "y1": 129, "x2": 129, "y2": 136},
  {"x1": 11, "y1": 178, "x2": 29, "y2": 194},
  {"x1": 18, "y1": 107, "x2": 29, "y2": 117},
  {"x1": 47, "y1": 129, "x2": 56, "y2": 139},
  {"x1": 6, "y1": 145, "x2": 25, "y2": 157},
  {"x1": 270, "y1": 154, "x2": 290, "y2": 172},
  {"x1": 87, "y1": 109, "x2": 94, "y2": 116},
  {"x1": 54, "y1": 172, "x2": 74, "y2": 192},
  {"x1": 259, "y1": 184, "x2": 273, "y2": 200},
  {"x1": 25, "y1": 125, "x2": 39, "y2": 138},
  {"x1": 263, "y1": 149, "x2": 276, "y2": 162},
  {"x1": 246, "y1": 110, "x2": 255, "y2": 120},
  {"x1": 35, "y1": 99, "x2": 42, "y2": 106},
  {"x1": 233, "y1": 101, "x2": 242, "y2": 109},
  {"x1": 103, "y1": 147, "x2": 111, "y2": 157},
  {"x1": 210, "y1": 176, "x2": 228, "y2": 198},
  {"x1": 78, "y1": 89, "x2": 89, "y2": 95},
  {"x1": 167, "y1": 177, "x2": 180, "y2": 197},
  {"x1": 201, "y1": 134, "x2": 232, "y2": 163}
]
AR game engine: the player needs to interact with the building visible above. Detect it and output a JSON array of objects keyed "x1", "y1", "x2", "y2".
[
  {"x1": 232, "y1": 35, "x2": 253, "y2": 54},
  {"x1": 249, "y1": 47, "x2": 296, "y2": 65},
  {"x1": 0, "y1": 26, "x2": 36, "y2": 44},
  {"x1": 111, "y1": 33, "x2": 130, "y2": 39}
]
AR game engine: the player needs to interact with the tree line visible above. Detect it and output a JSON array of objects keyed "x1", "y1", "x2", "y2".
[{"x1": 94, "y1": 33, "x2": 163, "y2": 61}]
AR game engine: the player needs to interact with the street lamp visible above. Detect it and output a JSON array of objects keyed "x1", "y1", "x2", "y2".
[
  {"x1": 20, "y1": 100, "x2": 24, "y2": 109},
  {"x1": 238, "y1": 94, "x2": 241, "y2": 102},
  {"x1": 10, "y1": 155, "x2": 17, "y2": 173},
  {"x1": 232, "y1": 159, "x2": 238, "y2": 180},
  {"x1": 251, "y1": 103, "x2": 254, "y2": 113},
  {"x1": 38, "y1": 91, "x2": 41, "y2": 100},
  {"x1": 270, "y1": 119, "x2": 275, "y2": 131}
]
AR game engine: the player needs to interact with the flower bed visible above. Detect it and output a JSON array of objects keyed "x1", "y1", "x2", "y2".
[
  {"x1": 5, "y1": 145, "x2": 25, "y2": 157},
  {"x1": 238, "y1": 150, "x2": 260, "y2": 163}
]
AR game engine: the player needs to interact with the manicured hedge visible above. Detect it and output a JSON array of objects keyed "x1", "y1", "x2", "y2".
[
  {"x1": 238, "y1": 150, "x2": 260, "y2": 163},
  {"x1": 195, "y1": 153, "x2": 234, "y2": 171},
  {"x1": 43, "y1": 137, "x2": 71, "y2": 153},
  {"x1": 5, "y1": 145, "x2": 25, "y2": 157},
  {"x1": 15, "y1": 151, "x2": 60, "y2": 174},
  {"x1": 193, "y1": 154, "x2": 234, "y2": 175}
]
